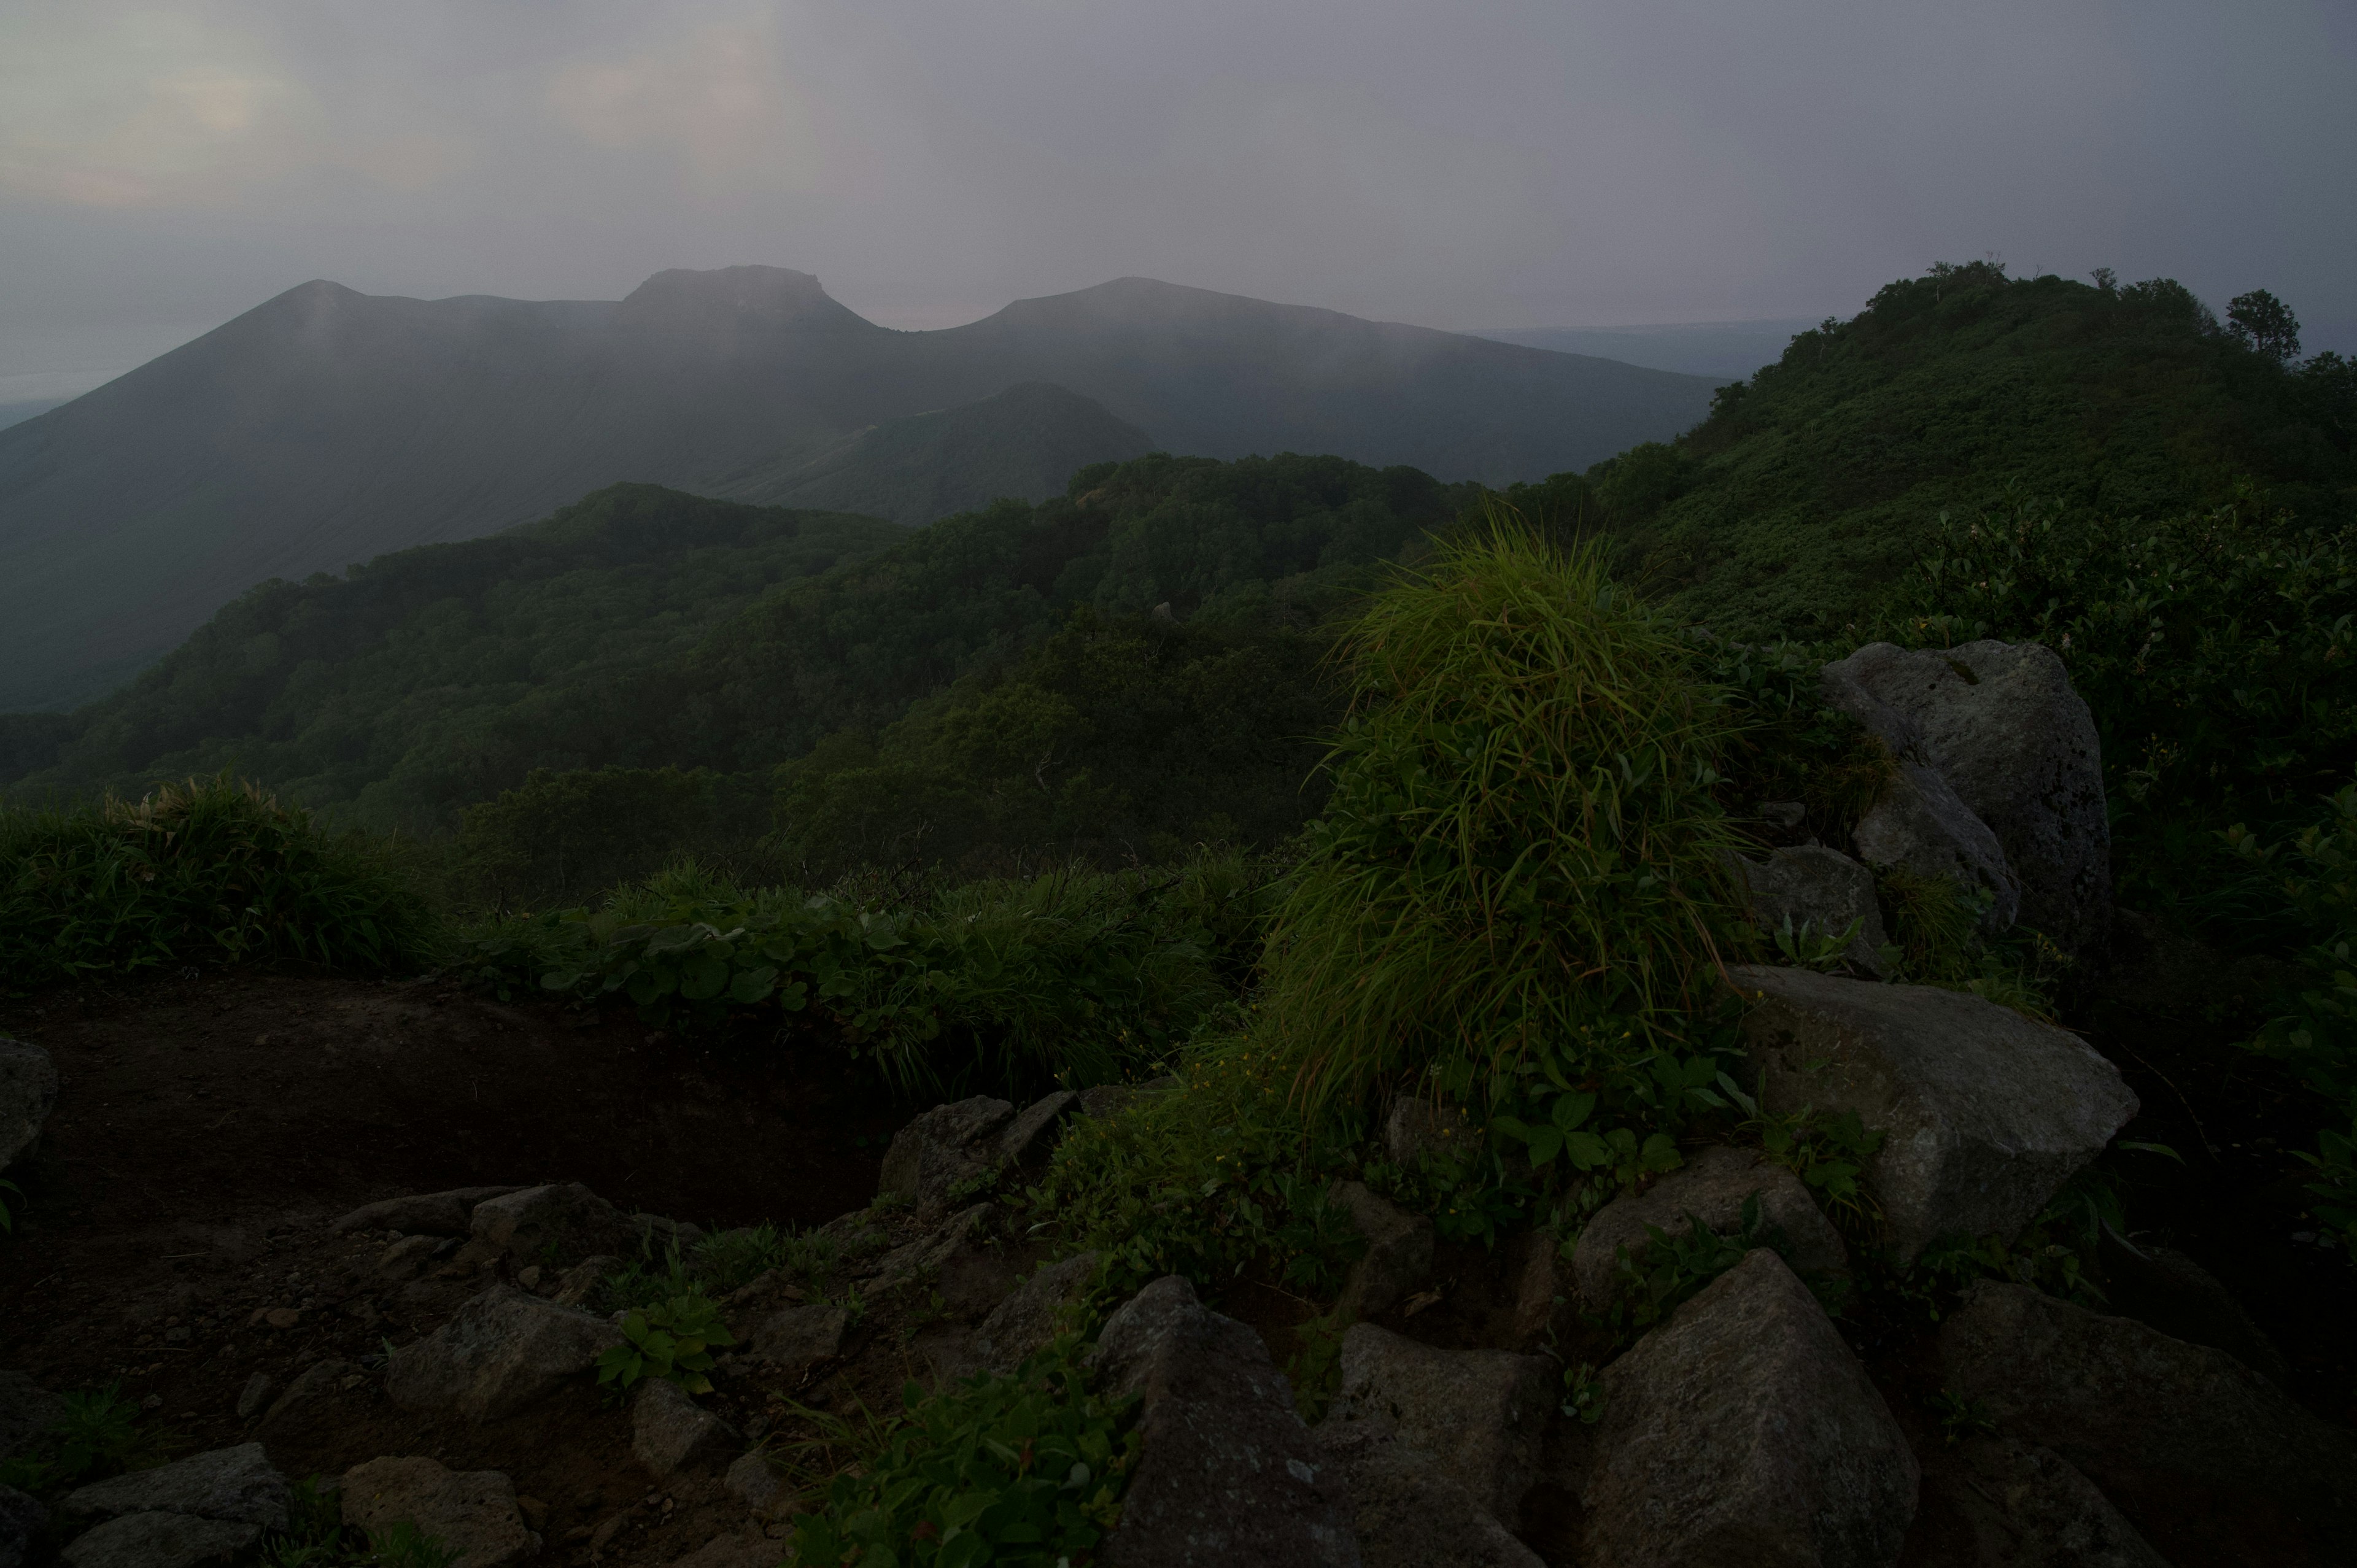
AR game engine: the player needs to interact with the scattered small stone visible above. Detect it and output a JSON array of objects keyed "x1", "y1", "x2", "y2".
[
  {"x1": 233, "y1": 1373, "x2": 274, "y2": 1421},
  {"x1": 724, "y1": 1453, "x2": 780, "y2": 1515},
  {"x1": 331, "y1": 1186, "x2": 524, "y2": 1237}
]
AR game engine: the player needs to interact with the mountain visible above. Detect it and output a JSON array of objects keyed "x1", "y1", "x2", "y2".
[
  {"x1": 0, "y1": 266, "x2": 1716, "y2": 711},
  {"x1": 0, "y1": 399, "x2": 64, "y2": 433},
  {"x1": 1473, "y1": 320, "x2": 1817, "y2": 382}
]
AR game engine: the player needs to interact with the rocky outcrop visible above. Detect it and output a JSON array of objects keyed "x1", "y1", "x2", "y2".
[
  {"x1": 1329, "y1": 1183, "x2": 1434, "y2": 1322},
  {"x1": 256, "y1": 1358, "x2": 365, "y2": 1445},
  {"x1": 747, "y1": 1302, "x2": 847, "y2": 1376},
  {"x1": 1729, "y1": 965, "x2": 2137, "y2": 1259},
  {"x1": 0, "y1": 1037, "x2": 57, "y2": 1172},
  {"x1": 331, "y1": 1186, "x2": 524, "y2": 1237},
  {"x1": 1936, "y1": 1280, "x2": 2357, "y2": 1559},
  {"x1": 1909, "y1": 1434, "x2": 2167, "y2": 1568},
  {"x1": 878, "y1": 1097, "x2": 1015, "y2": 1221},
  {"x1": 1331, "y1": 1325, "x2": 1552, "y2": 1529},
  {"x1": 1312, "y1": 1416, "x2": 1543, "y2": 1568},
  {"x1": 993, "y1": 1091, "x2": 1078, "y2": 1167},
  {"x1": 61, "y1": 1443, "x2": 290, "y2": 1531},
  {"x1": 341, "y1": 1456, "x2": 540, "y2": 1568},
  {"x1": 633, "y1": 1378, "x2": 732, "y2": 1476},
  {"x1": 2097, "y1": 1234, "x2": 2289, "y2": 1386},
  {"x1": 58, "y1": 1512, "x2": 258, "y2": 1567},
  {"x1": 1091, "y1": 1275, "x2": 1360, "y2": 1567},
  {"x1": 1733, "y1": 844, "x2": 1891, "y2": 975},
  {"x1": 1569, "y1": 1143, "x2": 1847, "y2": 1309},
  {"x1": 1582, "y1": 1249, "x2": 1918, "y2": 1567},
  {"x1": 968, "y1": 1251, "x2": 1100, "y2": 1375},
  {"x1": 466, "y1": 1183, "x2": 642, "y2": 1266},
  {"x1": 384, "y1": 1284, "x2": 622, "y2": 1423},
  {"x1": 1851, "y1": 762, "x2": 2020, "y2": 933},
  {"x1": 1824, "y1": 640, "x2": 2110, "y2": 951}
]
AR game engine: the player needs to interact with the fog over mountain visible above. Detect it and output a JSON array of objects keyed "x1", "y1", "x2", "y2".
[{"x1": 0, "y1": 265, "x2": 1713, "y2": 712}]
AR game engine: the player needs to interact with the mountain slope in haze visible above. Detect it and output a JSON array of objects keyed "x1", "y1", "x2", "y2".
[
  {"x1": 0, "y1": 266, "x2": 1715, "y2": 711},
  {"x1": 1474, "y1": 321, "x2": 1818, "y2": 382},
  {"x1": 712, "y1": 382, "x2": 1155, "y2": 523}
]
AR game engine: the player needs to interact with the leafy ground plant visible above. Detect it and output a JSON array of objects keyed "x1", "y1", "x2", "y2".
[
  {"x1": 596, "y1": 1291, "x2": 736, "y2": 1396},
  {"x1": 0, "y1": 1382, "x2": 177, "y2": 1496}
]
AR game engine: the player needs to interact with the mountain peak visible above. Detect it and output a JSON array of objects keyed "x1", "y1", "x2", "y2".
[{"x1": 616, "y1": 265, "x2": 869, "y2": 333}]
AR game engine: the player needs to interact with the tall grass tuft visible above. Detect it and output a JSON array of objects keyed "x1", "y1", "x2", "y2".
[
  {"x1": 0, "y1": 776, "x2": 435, "y2": 989},
  {"x1": 1262, "y1": 514, "x2": 1746, "y2": 1116}
]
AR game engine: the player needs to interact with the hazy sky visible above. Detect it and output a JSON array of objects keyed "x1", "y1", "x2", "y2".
[{"x1": 4, "y1": 0, "x2": 2352, "y2": 400}]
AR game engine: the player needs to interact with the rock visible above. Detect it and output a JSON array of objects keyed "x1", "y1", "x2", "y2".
[
  {"x1": 0, "y1": 1038, "x2": 56, "y2": 1172},
  {"x1": 1583, "y1": 1249, "x2": 1917, "y2": 1567},
  {"x1": 1733, "y1": 844, "x2": 1891, "y2": 975},
  {"x1": 748, "y1": 1303, "x2": 848, "y2": 1375},
  {"x1": 1329, "y1": 1183, "x2": 1434, "y2": 1321},
  {"x1": 1384, "y1": 1099, "x2": 1478, "y2": 1168},
  {"x1": 341, "y1": 1456, "x2": 540, "y2": 1568},
  {"x1": 1852, "y1": 762, "x2": 2020, "y2": 934},
  {"x1": 258, "y1": 1359, "x2": 365, "y2": 1443},
  {"x1": 1569, "y1": 1143, "x2": 1847, "y2": 1310},
  {"x1": 383, "y1": 1284, "x2": 623, "y2": 1423},
  {"x1": 549, "y1": 1254, "x2": 621, "y2": 1308},
  {"x1": 1312, "y1": 1417, "x2": 1542, "y2": 1568},
  {"x1": 994, "y1": 1091, "x2": 1080, "y2": 1167},
  {"x1": 1824, "y1": 641, "x2": 2110, "y2": 951},
  {"x1": 1507, "y1": 1230, "x2": 1571, "y2": 1349},
  {"x1": 62, "y1": 1443, "x2": 290, "y2": 1531},
  {"x1": 1729, "y1": 965, "x2": 2138, "y2": 1259},
  {"x1": 376, "y1": 1234, "x2": 444, "y2": 1281},
  {"x1": 968, "y1": 1251, "x2": 1100, "y2": 1374},
  {"x1": 868, "y1": 1202, "x2": 997, "y2": 1293},
  {"x1": 233, "y1": 1373, "x2": 274, "y2": 1421},
  {"x1": 1909, "y1": 1434, "x2": 2167, "y2": 1568},
  {"x1": 0, "y1": 1372, "x2": 64, "y2": 1460},
  {"x1": 1331, "y1": 1326, "x2": 1552, "y2": 1528},
  {"x1": 331, "y1": 1186, "x2": 524, "y2": 1237},
  {"x1": 724, "y1": 1453, "x2": 780, "y2": 1515},
  {"x1": 2097, "y1": 1233, "x2": 2289, "y2": 1385},
  {"x1": 1759, "y1": 800, "x2": 1808, "y2": 830},
  {"x1": 58, "y1": 1513, "x2": 258, "y2": 1567},
  {"x1": 1936, "y1": 1280, "x2": 2357, "y2": 1557},
  {"x1": 467, "y1": 1183, "x2": 639, "y2": 1265},
  {"x1": 1093, "y1": 1275, "x2": 1360, "y2": 1567},
  {"x1": 0, "y1": 1485, "x2": 45, "y2": 1568},
  {"x1": 658, "y1": 1531, "x2": 780, "y2": 1568},
  {"x1": 633, "y1": 1378, "x2": 732, "y2": 1476},
  {"x1": 878, "y1": 1096, "x2": 1015, "y2": 1220}
]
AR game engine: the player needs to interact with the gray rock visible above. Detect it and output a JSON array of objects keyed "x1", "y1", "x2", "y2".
[
  {"x1": 1330, "y1": 1183, "x2": 1434, "y2": 1322},
  {"x1": 0, "y1": 1484, "x2": 45, "y2": 1568},
  {"x1": 1936, "y1": 1280, "x2": 2357, "y2": 1557},
  {"x1": 633, "y1": 1378, "x2": 732, "y2": 1476},
  {"x1": 1333, "y1": 1325, "x2": 1553, "y2": 1528},
  {"x1": 0, "y1": 1038, "x2": 57, "y2": 1173},
  {"x1": 467, "y1": 1183, "x2": 638, "y2": 1265},
  {"x1": 1910, "y1": 1434, "x2": 2167, "y2": 1568},
  {"x1": 1852, "y1": 762, "x2": 2021, "y2": 934},
  {"x1": 1734, "y1": 844, "x2": 1891, "y2": 975},
  {"x1": 868, "y1": 1202, "x2": 997, "y2": 1294},
  {"x1": 1384, "y1": 1099, "x2": 1478, "y2": 1168},
  {"x1": 969, "y1": 1251, "x2": 1099, "y2": 1374},
  {"x1": 59, "y1": 1513, "x2": 258, "y2": 1568},
  {"x1": 233, "y1": 1373, "x2": 274, "y2": 1421},
  {"x1": 550, "y1": 1254, "x2": 621, "y2": 1308},
  {"x1": 62, "y1": 1443, "x2": 290, "y2": 1531},
  {"x1": 1094, "y1": 1275, "x2": 1361, "y2": 1568},
  {"x1": 1507, "y1": 1229, "x2": 1571, "y2": 1349},
  {"x1": 994, "y1": 1091, "x2": 1080, "y2": 1167},
  {"x1": 1583, "y1": 1249, "x2": 1918, "y2": 1568},
  {"x1": 1825, "y1": 641, "x2": 2109, "y2": 951},
  {"x1": 341, "y1": 1456, "x2": 539, "y2": 1568},
  {"x1": 748, "y1": 1302, "x2": 848, "y2": 1375},
  {"x1": 0, "y1": 1372, "x2": 64, "y2": 1461},
  {"x1": 376, "y1": 1234, "x2": 444, "y2": 1281},
  {"x1": 331, "y1": 1186, "x2": 523, "y2": 1237},
  {"x1": 384, "y1": 1283, "x2": 623, "y2": 1423},
  {"x1": 258, "y1": 1359, "x2": 365, "y2": 1443},
  {"x1": 2098, "y1": 1234, "x2": 2289, "y2": 1386},
  {"x1": 878, "y1": 1097, "x2": 1015, "y2": 1220},
  {"x1": 724, "y1": 1452, "x2": 780, "y2": 1515},
  {"x1": 1730, "y1": 965, "x2": 2138, "y2": 1260},
  {"x1": 1312, "y1": 1416, "x2": 1542, "y2": 1568},
  {"x1": 1570, "y1": 1143, "x2": 1848, "y2": 1310}
]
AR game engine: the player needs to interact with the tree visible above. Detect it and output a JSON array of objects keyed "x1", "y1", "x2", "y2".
[{"x1": 2227, "y1": 288, "x2": 2302, "y2": 361}]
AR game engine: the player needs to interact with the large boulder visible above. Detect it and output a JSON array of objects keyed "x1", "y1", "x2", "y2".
[
  {"x1": 1728, "y1": 966, "x2": 2137, "y2": 1259},
  {"x1": 1569, "y1": 1143, "x2": 1847, "y2": 1310},
  {"x1": 466, "y1": 1183, "x2": 640, "y2": 1265},
  {"x1": 633, "y1": 1378, "x2": 732, "y2": 1476},
  {"x1": 62, "y1": 1443, "x2": 290, "y2": 1531},
  {"x1": 2097, "y1": 1234, "x2": 2289, "y2": 1386},
  {"x1": 384, "y1": 1284, "x2": 623, "y2": 1423},
  {"x1": 967, "y1": 1251, "x2": 1100, "y2": 1375},
  {"x1": 0, "y1": 1038, "x2": 57, "y2": 1173},
  {"x1": 0, "y1": 1485, "x2": 44, "y2": 1568},
  {"x1": 1331, "y1": 1325, "x2": 1553, "y2": 1529},
  {"x1": 878, "y1": 1097, "x2": 1015, "y2": 1221},
  {"x1": 1907, "y1": 1434, "x2": 2167, "y2": 1568},
  {"x1": 747, "y1": 1302, "x2": 848, "y2": 1377},
  {"x1": 1936, "y1": 1280, "x2": 2357, "y2": 1560},
  {"x1": 1330, "y1": 1183, "x2": 1434, "y2": 1322},
  {"x1": 58, "y1": 1513, "x2": 257, "y2": 1568},
  {"x1": 993, "y1": 1091, "x2": 1079, "y2": 1167},
  {"x1": 341, "y1": 1456, "x2": 540, "y2": 1568},
  {"x1": 1311, "y1": 1416, "x2": 1542, "y2": 1568},
  {"x1": 1823, "y1": 641, "x2": 2110, "y2": 951},
  {"x1": 1851, "y1": 762, "x2": 2020, "y2": 935},
  {"x1": 1091, "y1": 1275, "x2": 1361, "y2": 1567},
  {"x1": 331, "y1": 1186, "x2": 524, "y2": 1237},
  {"x1": 1582, "y1": 1249, "x2": 1918, "y2": 1567},
  {"x1": 0, "y1": 1372, "x2": 64, "y2": 1461},
  {"x1": 1733, "y1": 845, "x2": 1891, "y2": 975}
]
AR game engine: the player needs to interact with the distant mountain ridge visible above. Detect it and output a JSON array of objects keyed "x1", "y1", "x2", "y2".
[{"x1": 0, "y1": 266, "x2": 1715, "y2": 710}]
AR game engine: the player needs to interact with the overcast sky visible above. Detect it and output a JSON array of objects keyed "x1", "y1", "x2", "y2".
[{"x1": 4, "y1": 0, "x2": 2352, "y2": 400}]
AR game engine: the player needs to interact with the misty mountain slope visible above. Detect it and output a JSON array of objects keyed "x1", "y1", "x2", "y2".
[
  {"x1": 713, "y1": 382, "x2": 1155, "y2": 523},
  {"x1": 0, "y1": 265, "x2": 1713, "y2": 711}
]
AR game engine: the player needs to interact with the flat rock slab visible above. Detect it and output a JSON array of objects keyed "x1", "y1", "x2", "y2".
[
  {"x1": 1334, "y1": 1324, "x2": 1552, "y2": 1527},
  {"x1": 1570, "y1": 1143, "x2": 1846, "y2": 1310},
  {"x1": 867, "y1": 1202, "x2": 997, "y2": 1294},
  {"x1": 1937, "y1": 1280, "x2": 2357, "y2": 1561},
  {"x1": 1728, "y1": 965, "x2": 2137, "y2": 1259},
  {"x1": 994, "y1": 1091, "x2": 1079, "y2": 1167},
  {"x1": 748, "y1": 1302, "x2": 848, "y2": 1375},
  {"x1": 384, "y1": 1283, "x2": 622, "y2": 1423},
  {"x1": 1094, "y1": 1275, "x2": 1361, "y2": 1567},
  {"x1": 59, "y1": 1512, "x2": 257, "y2": 1568},
  {"x1": 1583, "y1": 1249, "x2": 1918, "y2": 1568},
  {"x1": 63, "y1": 1442, "x2": 290, "y2": 1530},
  {"x1": 0, "y1": 1037, "x2": 58, "y2": 1172},
  {"x1": 1735, "y1": 844, "x2": 1890, "y2": 975},
  {"x1": 633, "y1": 1378, "x2": 732, "y2": 1476},
  {"x1": 1908, "y1": 1434, "x2": 2166, "y2": 1568},
  {"x1": 332, "y1": 1186, "x2": 524, "y2": 1237},
  {"x1": 1313, "y1": 1417, "x2": 1543, "y2": 1568},
  {"x1": 343, "y1": 1456, "x2": 540, "y2": 1568},
  {"x1": 1331, "y1": 1182, "x2": 1434, "y2": 1322}
]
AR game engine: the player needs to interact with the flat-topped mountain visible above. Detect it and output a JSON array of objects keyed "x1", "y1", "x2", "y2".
[{"x1": 0, "y1": 266, "x2": 1714, "y2": 710}]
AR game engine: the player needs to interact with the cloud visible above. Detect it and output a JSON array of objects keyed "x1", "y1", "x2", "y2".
[{"x1": 544, "y1": 17, "x2": 822, "y2": 193}]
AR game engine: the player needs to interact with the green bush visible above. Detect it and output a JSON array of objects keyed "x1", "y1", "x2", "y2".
[
  {"x1": 597, "y1": 1292, "x2": 737, "y2": 1396},
  {"x1": 0, "y1": 776, "x2": 434, "y2": 989},
  {"x1": 452, "y1": 765, "x2": 778, "y2": 913}
]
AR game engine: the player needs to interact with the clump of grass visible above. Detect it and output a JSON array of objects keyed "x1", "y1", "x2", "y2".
[
  {"x1": 1261, "y1": 515, "x2": 1747, "y2": 1118},
  {"x1": 0, "y1": 775, "x2": 433, "y2": 989}
]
